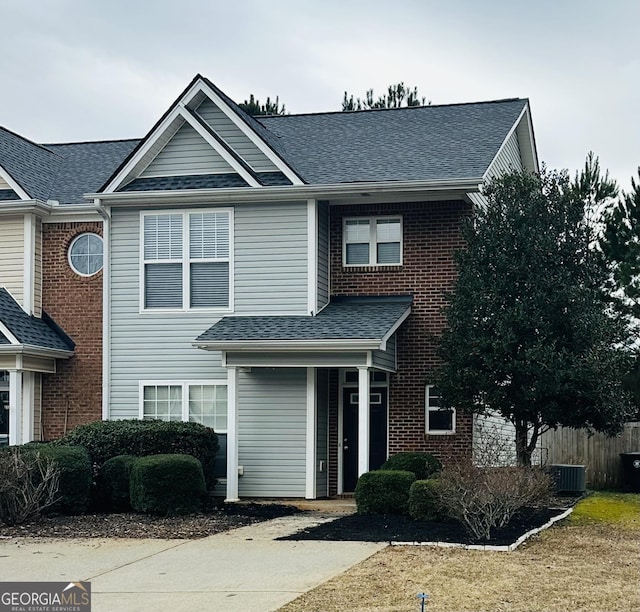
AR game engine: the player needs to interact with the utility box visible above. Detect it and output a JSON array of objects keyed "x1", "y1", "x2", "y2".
[
  {"x1": 550, "y1": 464, "x2": 587, "y2": 494},
  {"x1": 620, "y1": 452, "x2": 640, "y2": 493}
]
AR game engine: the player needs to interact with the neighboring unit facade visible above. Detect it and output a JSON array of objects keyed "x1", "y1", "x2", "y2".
[{"x1": 0, "y1": 75, "x2": 538, "y2": 499}]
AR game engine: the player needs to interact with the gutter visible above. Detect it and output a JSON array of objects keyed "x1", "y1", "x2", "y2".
[
  {"x1": 0, "y1": 344, "x2": 74, "y2": 359},
  {"x1": 86, "y1": 177, "x2": 483, "y2": 206},
  {"x1": 193, "y1": 338, "x2": 385, "y2": 352}
]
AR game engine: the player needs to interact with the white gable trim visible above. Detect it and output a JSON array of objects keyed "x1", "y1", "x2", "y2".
[
  {"x1": 0, "y1": 165, "x2": 30, "y2": 200},
  {"x1": 185, "y1": 80, "x2": 304, "y2": 186},
  {"x1": 178, "y1": 105, "x2": 260, "y2": 187},
  {"x1": 0, "y1": 320, "x2": 19, "y2": 345},
  {"x1": 483, "y1": 104, "x2": 539, "y2": 180}
]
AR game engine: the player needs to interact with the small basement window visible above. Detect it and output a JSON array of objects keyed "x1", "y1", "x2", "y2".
[
  {"x1": 68, "y1": 233, "x2": 103, "y2": 276},
  {"x1": 425, "y1": 385, "x2": 455, "y2": 434}
]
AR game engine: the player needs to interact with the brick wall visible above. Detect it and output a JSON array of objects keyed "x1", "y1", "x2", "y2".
[
  {"x1": 41, "y1": 222, "x2": 103, "y2": 439},
  {"x1": 328, "y1": 201, "x2": 472, "y2": 493}
]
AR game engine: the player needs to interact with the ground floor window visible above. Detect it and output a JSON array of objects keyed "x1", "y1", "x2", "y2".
[
  {"x1": 140, "y1": 380, "x2": 227, "y2": 478},
  {"x1": 425, "y1": 385, "x2": 455, "y2": 434}
]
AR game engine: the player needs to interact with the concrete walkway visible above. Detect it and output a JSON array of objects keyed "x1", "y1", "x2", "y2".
[{"x1": 0, "y1": 511, "x2": 385, "y2": 612}]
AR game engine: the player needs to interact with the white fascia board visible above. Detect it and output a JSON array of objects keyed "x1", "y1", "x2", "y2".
[
  {"x1": 193, "y1": 338, "x2": 383, "y2": 352},
  {"x1": 380, "y1": 306, "x2": 412, "y2": 348},
  {"x1": 0, "y1": 165, "x2": 30, "y2": 200},
  {"x1": 0, "y1": 344, "x2": 74, "y2": 359},
  {"x1": 187, "y1": 80, "x2": 304, "y2": 186},
  {"x1": 0, "y1": 321, "x2": 19, "y2": 344},
  {"x1": 87, "y1": 177, "x2": 483, "y2": 207},
  {"x1": 103, "y1": 106, "x2": 185, "y2": 193},
  {"x1": 0, "y1": 200, "x2": 51, "y2": 217},
  {"x1": 178, "y1": 105, "x2": 260, "y2": 187},
  {"x1": 43, "y1": 202, "x2": 103, "y2": 223}
]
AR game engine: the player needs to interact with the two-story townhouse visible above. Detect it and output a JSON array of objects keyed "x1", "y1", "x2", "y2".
[{"x1": 0, "y1": 74, "x2": 538, "y2": 500}]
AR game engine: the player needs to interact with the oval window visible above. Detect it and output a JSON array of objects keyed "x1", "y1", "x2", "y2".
[{"x1": 68, "y1": 233, "x2": 103, "y2": 276}]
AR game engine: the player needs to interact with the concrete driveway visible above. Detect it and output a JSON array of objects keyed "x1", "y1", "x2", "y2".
[{"x1": 0, "y1": 513, "x2": 385, "y2": 612}]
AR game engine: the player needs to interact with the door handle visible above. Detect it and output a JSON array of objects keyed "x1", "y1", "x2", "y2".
[{"x1": 344, "y1": 445, "x2": 349, "y2": 451}]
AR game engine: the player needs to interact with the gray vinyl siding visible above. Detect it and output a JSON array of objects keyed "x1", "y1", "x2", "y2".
[
  {"x1": 316, "y1": 368, "x2": 329, "y2": 497},
  {"x1": 0, "y1": 215, "x2": 24, "y2": 306},
  {"x1": 33, "y1": 217, "x2": 42, "y2": 317},
  {"x1": 109, "y1": 201, "x2": 309, "y2": 418},
  {"x1": 485, "y1": 130, "x2": 523, "y2": 180},
  {"x1": 317, "y1": 201, "x2": 329, "y2": 311},
  {"x1": 196, "y1": 99, "x2": 279, "y2": 173},
  {"x1": 372, "y1": 335, "x2": 396, "y2": 372},
  {"x1": 140, "y1": 123, "x2": 234, "y2": 178},
  {"x1": 237, "y1": 367, "x2": 306, "y2": 497},
  {"x1": 234, "y1": 202, "x2": 307, "y2": 313},
  {"x1": 473, "y1": 412, "x2": 541, "y2": 466},
  {"x1": 109, "y1": 207, "x2": 227, "y2": 419},
  {"x1": 0, "y1": 176, "x2": 11, "y2": 189}
]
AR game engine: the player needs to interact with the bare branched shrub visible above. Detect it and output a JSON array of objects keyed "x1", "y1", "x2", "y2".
[
  {"x1": 437, "y1": 463, "x2": 553, "y2": 541},
  {"x1": 0, "y1": 449, "x2": 60, "y2": 526}
]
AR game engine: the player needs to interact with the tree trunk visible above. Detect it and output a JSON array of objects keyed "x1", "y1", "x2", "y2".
[{"x1": 515, "y1": 420, "x2": 531, "y2": 467}]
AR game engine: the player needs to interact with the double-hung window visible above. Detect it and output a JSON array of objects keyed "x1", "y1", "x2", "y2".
[
  {"x1": 343, "y1": 216, "x2": 402, "y2": 266},
  {"x1": 142, "y1": 210, "x2": 231, "y2": 310},
  {"x1": 141, "y1": 381, "x2": 228, "y2": 478},
  {"x1": 425, "y1": 385, "x2": 455, "y2": 434}
]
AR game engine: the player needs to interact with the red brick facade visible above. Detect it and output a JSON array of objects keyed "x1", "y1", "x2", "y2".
[
  {"x1": 41, "y1": 222, "x2": 103, "y2": 439},
  {"x1": 328, "y1": 200, "x2": 472, "y2": 494}
]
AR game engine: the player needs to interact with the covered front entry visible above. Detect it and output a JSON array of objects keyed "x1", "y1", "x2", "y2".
[{"x1": 342, "y1": 383, "x2": 388, "y2": 492}]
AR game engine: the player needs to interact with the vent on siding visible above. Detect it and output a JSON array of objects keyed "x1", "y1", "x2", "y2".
[{"x1": 550, "y1": 464, "x2": 587, "y2": 493}]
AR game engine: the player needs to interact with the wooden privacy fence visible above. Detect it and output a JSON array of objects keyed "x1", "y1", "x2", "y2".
[{"x1": 540, "y1": 423, "x2": 640, "y2": 489}]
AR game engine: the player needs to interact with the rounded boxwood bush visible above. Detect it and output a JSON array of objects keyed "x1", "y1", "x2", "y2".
[
  {"x1": 381, "y1": 452, "x2": 442, "y2": 480},
  {"x1": 58, "y1": 420, "x2": 218, "y2": 488},
  {"x1": 98, "y1": 455, "x2": 138, "y2": 512},
  {"x1": 21, "y1": 443, "x2": 91, "y2": 514},
  {"x1": 409, "y1": 479, "x2": 444, "y2": 522},
  {"x1": 129, "y1": 454, "x2": 205, "y2": 516},
  {"x1": 355, "y1": 470, "x2": 416, "y2": 515}
]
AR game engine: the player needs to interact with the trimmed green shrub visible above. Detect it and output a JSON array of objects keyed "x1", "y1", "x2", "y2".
[
  {"x1": 409, "y1": 479, "x2": 444, "y2": 522},
  {"x1": 355, "y1": 470, "x2": 416, "y2": 515},
  {"x1": 381, "y1": 452, "x2": 442, "y2": 480},
  {"x1": 129, "y1": 454, "x2": 205, "y2": 516},
  {"x1": 58, "y1": 420, "x2": 218, "y2": 488},
  {"x1": 21, "y1": 443, "x2": 91, "y2": 514},
  {"x1": 98, "y1": 455, "x2": 138, "y2": 512}
]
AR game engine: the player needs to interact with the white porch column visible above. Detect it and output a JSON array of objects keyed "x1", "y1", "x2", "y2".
[
  {"x1": 8, "y1": 371, "x2": 22, "y2": 446},
  {"x1": 305, "y1": 367, "x2": 317, "y2": 499},
  {"x1": 21, "y1": 371, "x2": 34, "y2": 443},
  {"x1": 357, "y1": 366, "x2": 370, "y2": 476},
  {"x1": 225, "y1": 366, "x2": 239, "y2": 502}
]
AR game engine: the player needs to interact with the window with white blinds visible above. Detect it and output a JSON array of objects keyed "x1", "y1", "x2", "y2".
[
  {"x1": 343, "y1": 216, "x2": 402, "y2": 266},
  {"x1": 142, "y1": 210, "x2": 232, "y2": 310}
]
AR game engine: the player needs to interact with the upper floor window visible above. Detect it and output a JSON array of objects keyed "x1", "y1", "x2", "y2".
[
  {"x1": 425, "y1": 385, "x2": 455, "y2": 434},
  {"x1": 343, "y1": 216, "x2": 402, "y2": 266},
  {"x1": 142, "y1": 210, "x2": 231, "y2": 310},
  {"x1": 68, "y1": 233, "x2": 103, "y2": 276}
]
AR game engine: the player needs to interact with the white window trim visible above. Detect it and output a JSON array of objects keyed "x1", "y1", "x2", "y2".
[
  {"x1": 68, "y1": 232, "x2": 104, "y2": 277},
  {"x1": 138, "y1": 380, "x2": 228, "y2": 433},
  {"x1": 139, "y1": 208, "x2": 234, "y2": 314},
  {"x1": 342, "y1": 215, "x2": 403, "y2": 267},
  {"x1": 425, "y1": 384, "x2": 456, "y2": 435}
]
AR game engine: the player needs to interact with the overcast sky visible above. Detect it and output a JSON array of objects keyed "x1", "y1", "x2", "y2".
[{"x1": 1, "y1": 0, "x2": 638, "y2": 190}]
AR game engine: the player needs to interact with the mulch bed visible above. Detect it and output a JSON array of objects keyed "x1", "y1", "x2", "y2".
[
  {"x1": 280, "y1": 505, "x2": 573, "y2": 547},
  {"x1": 0, "y1": 503, "x2": 299, "y2": 540}
]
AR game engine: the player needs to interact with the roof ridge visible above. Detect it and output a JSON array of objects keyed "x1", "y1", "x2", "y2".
[
  {"x1": 0, "y1": 125, "x2": 60, "y2": 157},
  {"x1": 261, "y1": 97, "x2": 527, "y2": 120},
  {"x1": 44, "y1": 137, "x2": 141, "y2": 147}
]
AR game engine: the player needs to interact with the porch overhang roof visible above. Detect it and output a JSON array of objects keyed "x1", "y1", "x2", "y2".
[{"x1": 193, "y1": 295, "x2": 412, "y2": 353}]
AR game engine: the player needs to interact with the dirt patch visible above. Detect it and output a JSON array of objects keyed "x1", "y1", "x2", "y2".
[{"x1": 0, "y1": 503, "x2": 299, "y2": 540}]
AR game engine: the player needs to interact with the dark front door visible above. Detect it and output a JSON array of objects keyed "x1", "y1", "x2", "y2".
[{"x1": 342, "y1": 386, "x2": 388, "y2": 492}]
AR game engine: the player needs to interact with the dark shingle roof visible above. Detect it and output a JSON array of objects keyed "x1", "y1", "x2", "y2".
[
  {"x1": 121, "y1": 171, "x2": 292, "y2": 192},
  {"x1": 0, "y1": 331, "x2": 9, "y2": 344},
  {"x1": 196, "y1": 295, "x2": 412, "y2": 344},
  {"x1": 0, "y1": 189, "x2": 18, "y2": 201},
  {"x1": 258, "y1": 99, "x2": 527, "y2": 184},
  {"x1": 45, "y1": 139, "x2": 139, "y2": 204},
  {"x1": 0, "y1": 127, "x2": 60, "y2": 200},
  {"x1": 0, "y1": 288, "x2": 75, "y2": 352}
]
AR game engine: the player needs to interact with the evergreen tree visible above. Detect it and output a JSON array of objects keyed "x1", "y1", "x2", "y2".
[
  {"x1": 342, "y1": 82, "x2": 427, "y2": 111},
  {"x1": 239, "y1": 94, "x2": 287, "y2": 116},
  {"x1": 437, "y1": 169, "x2": 636, "y2": 466}
]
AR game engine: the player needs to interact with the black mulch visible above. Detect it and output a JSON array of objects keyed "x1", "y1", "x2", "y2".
[{"x1": 279, "y1": 506, "x2": 571, "y2": 547}]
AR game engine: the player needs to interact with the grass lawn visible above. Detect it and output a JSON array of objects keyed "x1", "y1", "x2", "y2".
[{"x1": 279, "y1": 492, "x2": 640, "y2": 612}]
